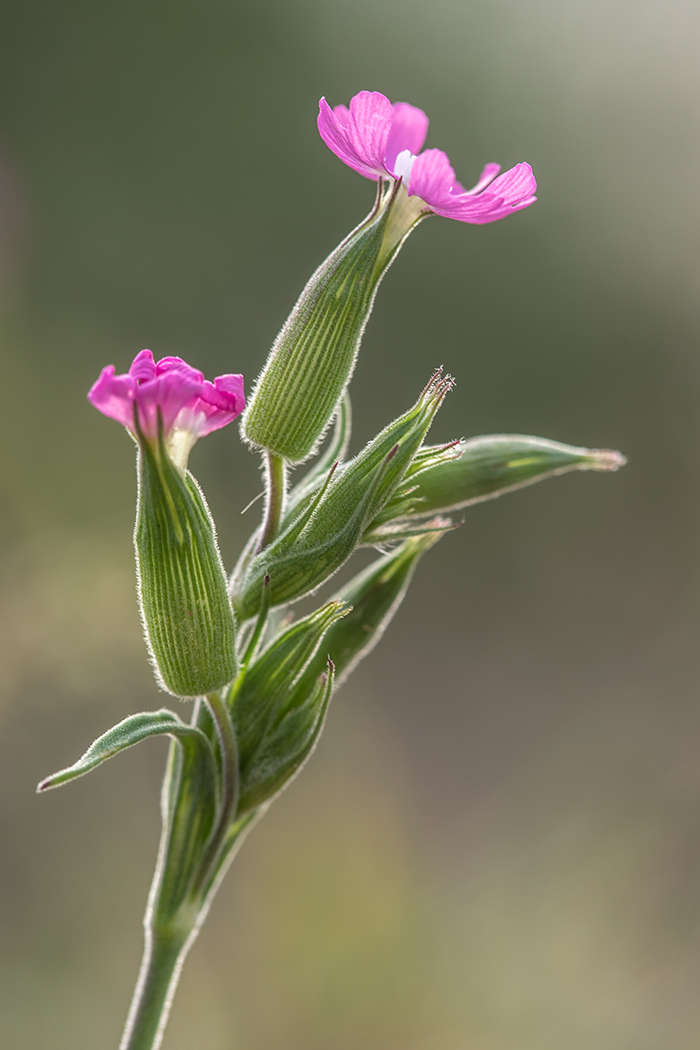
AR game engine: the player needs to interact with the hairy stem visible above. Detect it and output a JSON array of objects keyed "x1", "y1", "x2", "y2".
[
  {"x1": 191, "y1": 691, "x2": 239, "y2": 896},
  {"x1": 258, "y1": 450, "x2": 286, "y2": 552},
  {"x1": 119, "y1": 927, "x2": 191, "y2": 1050}
]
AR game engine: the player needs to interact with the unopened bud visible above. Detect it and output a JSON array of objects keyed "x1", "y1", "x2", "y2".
[
  {"x1": 371, "y1": 434, "x2": 626, "y2": 526},
  {"x1": 232, "y1": 603, "x2": 346, "y2": 811}
]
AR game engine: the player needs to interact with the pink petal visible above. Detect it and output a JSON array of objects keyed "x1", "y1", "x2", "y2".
[
  {"x1": 385, "y1": 102, "x2": 429, "y2": 173},
  {"x1": 135, "y1": 371, "x2": 203, "y2": 438},
  {"x1": 88, "y1": 354, "x2": 245, "y2": 446},
  {"x1": 318, "y1": 98, "x2": 383, "y2": 180},
  {"x1": 465, "y1": 162, "x2": 501, "y2": 195},
  {"x1": 487, "y1": 162, "x2": 537, "y2": 202},
  {"x1": 214, "y1": 372, "x2": 246, "y2": 406},
  {"x1": 154, "y1": 356, "x2": 205, "y2": 383},
  {"x1": 194, "y1": 374, "x2": 246, "y2": 437},
  {"x1": 410, "y1": 155, "x2": 537, "y2": 224},
  {"x1": 345, "y1": 91, "x2": 394, "y2": 173},
  {"x1": 88, "y1": 366, "x2": 138, "y2": 430},
  {"x1": 318, "y1": 91, "x2": 396, "y2": 181},
  {"x1": 128, "y1": 349, "x2": 155, "y2": 383},
  {"x1": 333, "y1": 104, "x2": 351, "y2": 128},
  {"x1": 407, "y1": 148, "x2": 458, "y2": 205},
  {"x1": 430, "y1": 192, "x2": 537, "y2": 223}
]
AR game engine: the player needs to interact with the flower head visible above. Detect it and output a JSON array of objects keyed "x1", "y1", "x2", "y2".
[
  {"x1": 89, "y1": 349, "x2": 245, "y2": 470},
  {"x1": 318, "y1": 90, "x2": 536, "y2": 224}
]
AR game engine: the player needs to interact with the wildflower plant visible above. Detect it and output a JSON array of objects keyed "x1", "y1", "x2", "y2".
[{"x1": 38, "y1": 91, "x2": 625, "y2": 1050}]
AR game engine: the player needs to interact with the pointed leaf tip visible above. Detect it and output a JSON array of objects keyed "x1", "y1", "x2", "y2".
[{"x1": 37, "y1": 709, "x2": 215, "y2": 792}]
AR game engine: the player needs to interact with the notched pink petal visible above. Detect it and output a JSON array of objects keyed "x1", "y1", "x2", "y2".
[
  {"x1": 192, "y1": 374, "x2": 246, "y2": 437},
  {"x1": 154, "y1": 373, "x2": 206, "y2": 435},
  {"x1": 129, "y1": 349, "x2": 155, "y2": 383},
  {"x1": 332, "y1": 104, "x2": 351, "y2": 128},
  {"x1": 488, "y1": 162, "x2": 537, "y2": 203},
  {"x1": 465, "y1": 163, "x2": 502, "y2": 195},
  {"x1": 346, "y1": 91, "x2": 394, "y2": 174},
  {"x1": 89, "y1": 355, "x2": 245, "y2": 447},
  {"x1": 429, "y1": 187, "x2": 537, "y2": 224},
  {"x1": 154, "y1": 356, "x2": 205, "y2": 383},
  {"x1": 213, "y1": 373, "x2": 246, "y2": 406},
  {"x1": 385, "y1": 102, "x2": 429, "y2": 173},
  {"x1": 317, "y1": 97, "x2": 382, "y2": 180},
  {"x1": 88, "y1": 366, "x2": 137, "y2": 430},
  {"x1": 316, "y1": 90, "x2": 538, "y2": 227},
  {"x1": 407, "y1": 148, "x2": 458, "y2": 205}
]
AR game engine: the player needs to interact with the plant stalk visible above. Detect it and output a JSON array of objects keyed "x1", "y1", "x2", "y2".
[
  {"x1": 257, "y1": 450, "x2": 286, "y2": 552},
  {"x1": 118, "y1": 927, "x2": 191, "y2": 1050},
  {"x1": 191, "y1": 692, "x2": 239, "y2": 896}
]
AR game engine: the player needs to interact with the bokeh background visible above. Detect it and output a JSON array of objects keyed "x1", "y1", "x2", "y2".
[{"x1": 1, "y1": 1, "x2": 700, "y2": 1047}]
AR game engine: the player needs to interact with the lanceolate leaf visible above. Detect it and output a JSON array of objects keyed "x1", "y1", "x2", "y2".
[{"x1": 37, "y1": 710, "x2": 216, "y2": 792}]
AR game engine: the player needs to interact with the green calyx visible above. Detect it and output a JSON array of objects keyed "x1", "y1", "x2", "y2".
[
  {"x1": 135, "y1": 429, "x2": 237, "y2": 698},
  {"x1": 242, "y1": 181, "x2": 424, "y2": 464},
  {"x1": 369, "y1": 433, "x2": 627, "y2": 531},
  {"x1": 230, "y1": 370, "x2": 453, "y2": 620}
]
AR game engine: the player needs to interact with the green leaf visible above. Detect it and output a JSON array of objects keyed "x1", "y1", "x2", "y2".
[
  {"x1": 151, "y1": 716, "x2": 219, "y2": 919},
  {"x1": 37, "y1": 709, "x2": 216, "y2": 792}
]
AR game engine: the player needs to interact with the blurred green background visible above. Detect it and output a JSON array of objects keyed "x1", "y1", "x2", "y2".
[{"x1": 1, "y1": 1, "x2": 700, "y2": 1047}]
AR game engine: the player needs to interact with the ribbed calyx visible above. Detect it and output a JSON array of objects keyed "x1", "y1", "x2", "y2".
[
  {"x1": 135, "y1": 431, "x2": 237, "y2": 698},
  {"x1": 242, "y1": 183, "x2": 423, "y2": 463},
  {"x1": 231, "y1": 370, "x2": 453, "y2": 620}
]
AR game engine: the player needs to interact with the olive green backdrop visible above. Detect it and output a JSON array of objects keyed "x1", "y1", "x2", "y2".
[{"x1": 1, "y1": 1, "x2": 699, "y2": 1047}]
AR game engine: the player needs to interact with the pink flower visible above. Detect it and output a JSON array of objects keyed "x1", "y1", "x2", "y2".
[
  {"x1": 318, "y1": 90, "x2": 536, "y2": 224},
  {"x1": 89, "y1": 349, "x2": 245, "y2": 469}
]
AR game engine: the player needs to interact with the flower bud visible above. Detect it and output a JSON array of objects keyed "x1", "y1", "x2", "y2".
[
  {"x1": 231, "y1": 370, "x2": 453, "y2": 620},
  {"x1": 231, "y1": 602, "x2": 347, "y2": 811},
  {"x1": 242, "y1": 183, "x2": 423, "y2": 464},
  {"x1": 370, "y1": 434, "x2": 627, "y2": 527}
]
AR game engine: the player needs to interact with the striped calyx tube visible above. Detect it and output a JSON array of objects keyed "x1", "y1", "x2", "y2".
[
  {"x1": 242, "y1": 181, "x2": 425, "y2": 463},
  {"x1": 135, "y1": 428, "x2": 237, "y2": 698}
]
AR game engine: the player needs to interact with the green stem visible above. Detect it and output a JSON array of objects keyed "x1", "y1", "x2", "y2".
[
  {"x1": 190, "y1": 691, "x2": 239, "y2": 896},
  {"x1": 257, "y1": 450, "x2": 286, "y2": 552},
  {"x1": 119, "y1": 928, "x2": 191, "y2": 1050}
]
